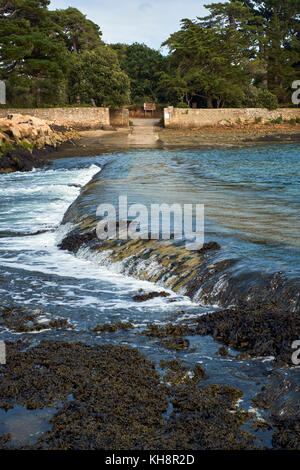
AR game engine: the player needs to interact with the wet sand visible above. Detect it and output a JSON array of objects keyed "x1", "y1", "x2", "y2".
[{"x1": 50, "y1": 120, "x2": 300, "y2": 159}]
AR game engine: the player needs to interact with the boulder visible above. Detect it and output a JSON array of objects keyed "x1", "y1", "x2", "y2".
[{"x1": 0, "y1": 113, "x2": 74, "y2": 149}]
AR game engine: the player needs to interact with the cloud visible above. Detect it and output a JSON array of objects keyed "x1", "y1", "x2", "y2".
[
  {"x1": 139, "y1": 2, "x2": 152, "y2": 13},
  {"x1": 49, "y1": 0, "x2": 214, "y2": 49}
]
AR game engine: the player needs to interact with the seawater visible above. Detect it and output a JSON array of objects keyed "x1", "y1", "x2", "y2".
[{"x1": 0, "y1": 144, "x2": 300, "y2": 447}]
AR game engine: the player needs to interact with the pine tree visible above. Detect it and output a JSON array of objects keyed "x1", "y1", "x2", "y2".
[
  {"x1": 0, "y1": 0, "x2": 69, "y2": 106},
  {"x1": 110, "y1": 43, "x2": 166, "y2": 104},
  {"x1": 162, "y1": 9, "x2": 252, "y2": 108},
  {"x1": 239, "y1": 0, "x2": 300, "y2": 102},
  {"x1": 50, "y1": 7, "x2": 103, "y2": 54}
]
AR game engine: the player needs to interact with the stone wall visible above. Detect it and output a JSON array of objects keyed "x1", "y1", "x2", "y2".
[
  {"x1": 0, "y1": 107, "x2": 110, "y2": 129},
  {"x1": 109, "y1": 108, "x2": 129, "y2": 127},
  {"x1": 164, "y1": 107, "x2": 300, "y2": 128}
]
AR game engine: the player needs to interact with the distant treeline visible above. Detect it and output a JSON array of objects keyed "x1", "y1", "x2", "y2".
[{"x1": 0, "y1": 0, "x2": 299, "y2": 108}]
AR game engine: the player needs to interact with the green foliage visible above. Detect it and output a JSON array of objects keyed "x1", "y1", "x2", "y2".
[
  {"x1": 243, "y1": 85, "x2": 279, "y2": 109},
  {"x1": 246, "y1": 0, "x2": 300, "y2": 102},
  {"x1": 270, "y1": 115, "x2": 283, "y2": 124},
  {"x1": 176, "y1": 102, "x2": 190, "y2": 108},
  {"x1": 69, "y1": 47, "x2": 130, "y2": 108},
  {"x1": 161, "y1": 0, "x2": 300, "y2": 108},
  {"x1": 0, "y1": 0, "x2": 298, "y2": 109},
  {"x1": 258, "y1": 90, "x2": 279, "y2": 110},
  {"x1": 0, "y1": 140, "x2": 15, "y2": 157},
  {"x1": 110, "y1": 43, "x2": 166, "y2": 104},
  {"x1": 161, "y1": 5, "x2": 254, "y2": 108},
  {"x1": 0, "y1": 2, "x2": 130, "y2": 108},
  {"x1": 50, "y1": 7, "x2": 103, "y2": 54},
  {"x1": 0, "y1": 0, "x2": 70, "y2": 106},
  {"x1": 288, "y1": 117, "x2": 300, "y2": 125},
  {"x1": 18, "y1": 140, "x2": 34, "y2": 151}
]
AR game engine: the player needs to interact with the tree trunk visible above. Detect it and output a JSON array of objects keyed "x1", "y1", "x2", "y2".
[
  {"x1": 207, "y1": 95, "x2": 213, "y2": 108},
  {"x1": 72, "y1": 37, "x2": 78, "y2": 54},
  {"x1": 36, "y1": 76, "x2": 41, "y2": 107}
]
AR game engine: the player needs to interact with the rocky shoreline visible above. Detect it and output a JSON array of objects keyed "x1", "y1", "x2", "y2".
[
  {"x1": 49, "y1": 121, "x2": 300, "y2": 159},
  {"x1": 1, "y1": 114, "x2": 300, "y2": 167},
  {"x1": 58, "y1": 231, "x2": 300, "y2": 368},
  {"x1": 0, "y1": 337, "x2": 259, "y2": 450},
  {"x1": 1, "y1": 117, "x2": 300, "y2": 451},
  {"x1": 0, "y1": 305, "x2": 299, "y2": 450},
  {"x1": 0, "y1": 114, "x2": 78, "y2": 173}
]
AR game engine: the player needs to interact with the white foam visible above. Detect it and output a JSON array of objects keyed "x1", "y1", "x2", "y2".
[
  {"x1": 0, "y1": 162, "x2": 197, "y2": 312},
  {"x1": 0, "y1": 164, "x2": 101, "y2": 234}
]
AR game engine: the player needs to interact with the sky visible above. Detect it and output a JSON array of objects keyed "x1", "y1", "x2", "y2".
[{"x1": 49, "y1": 0, "x2": 216, "y2": 50}]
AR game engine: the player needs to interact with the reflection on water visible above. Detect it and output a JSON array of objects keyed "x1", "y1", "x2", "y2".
[
  {"x1": 0, "y1": 405, "x2": 54, "y2": 447},
  {"x1": 64, "y1": 144, "x2": 300, "y2": 273}
]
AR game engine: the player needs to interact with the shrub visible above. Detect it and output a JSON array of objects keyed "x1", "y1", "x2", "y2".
[
  {"x1": 270, "y1": 115, "x2": 283, "y2": 124},
  {"x1": 19, "y1": 140, "x2": 34, "y2": 151},
  {"x1": 244, "y1": 85, "x2": 279, "y2": 110},
  {"x1": 258, "y1": 89, "x2": 279, "y2": 110},
  {"x1": 176, "y1": 102, "x2": 189, "y2": 108}
]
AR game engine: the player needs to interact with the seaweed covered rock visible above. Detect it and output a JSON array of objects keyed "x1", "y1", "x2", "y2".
[
  {"x1": 194, "y1": 305, "x2": 300, "y2": 365},
  {"x1": 0, "y1": 146, "x2": 51, "y2": 173},
  {"x1": 58, "y1": 230, "x2": 98, "y2": 253},
  {"x1": 0, "y1": 340, "x2": 260, "y2": 450},
  {"x1": 0, "y1": 305, "x2": 74, "y2": 333},
  {"x1": 93, "y1": 321, "x2": 135, "y2": 333},
  {"x1": 253, "y1": 371, "x2": 300, "y2": 449},
  {"x1": 133, "y1": 290, "x2": 170, "y2": 302}
]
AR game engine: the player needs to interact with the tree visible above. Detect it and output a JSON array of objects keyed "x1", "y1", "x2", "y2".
[
  {"x1": 69, "y1": 46, "x2": 130, "y2": 108},
  {"x1": 50, "y1": 7, "x2": 103, "y2": 54},
  {"x1": 50, "y1": 7, "x2": 105, "y2": 105},
  {"x1": 111, "y1": 42, "x2": 166, "y2": 104},
  {"x1": 162, "y1": 9, "x2": 252, "y2": 108},
  {"x1": 0, "y1": 0, "x2": 69, "y2": 106},
  {"x1": 161, "y1": 0, "x2": 300, "y2": 107},
  {"x1": 0, "y1": 2, "x2": 130, "y2": 108},
  {"x1": 238, "y1": 0, "x2": 300, "y2": 102}
]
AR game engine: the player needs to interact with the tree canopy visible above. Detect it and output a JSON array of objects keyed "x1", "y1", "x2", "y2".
[
  {"x1": 161, "y1": 0, "x2": 300, "y2": 108},
  {"x1": 0, "y1": 1, "x2": 130, "y2": 107},
  {"x1": 110, "y1": 43, "x2": 166, "y2": 105},
  {"x1": 0, "y1": 0, "x2": 299, "y2": 108}
]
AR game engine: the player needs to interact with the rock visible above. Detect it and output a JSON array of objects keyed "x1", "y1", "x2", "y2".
[
  {"x1": 133, "y1": 290, "x2": 170, "y2": 302},
  {"x1": 219, "y1": 120, "x2": 233, "y2": 127},
  {"x1": 0, "y1": 147, "x2": 50, "y2": 173},
  {"x1": 0, "y1": 113, "x2": 79, "y2": 173},
  {"x1": 197, "y1": 241, "x2": 221, "y2": 254}
]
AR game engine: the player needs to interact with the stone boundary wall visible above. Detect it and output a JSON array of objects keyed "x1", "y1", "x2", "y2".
[
  {"x1": 164, "y1": 107, "x2": 300, "y2": 128},
  {"x1": 0, "y1": 107, "x2": 110, "y2": 129}
]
